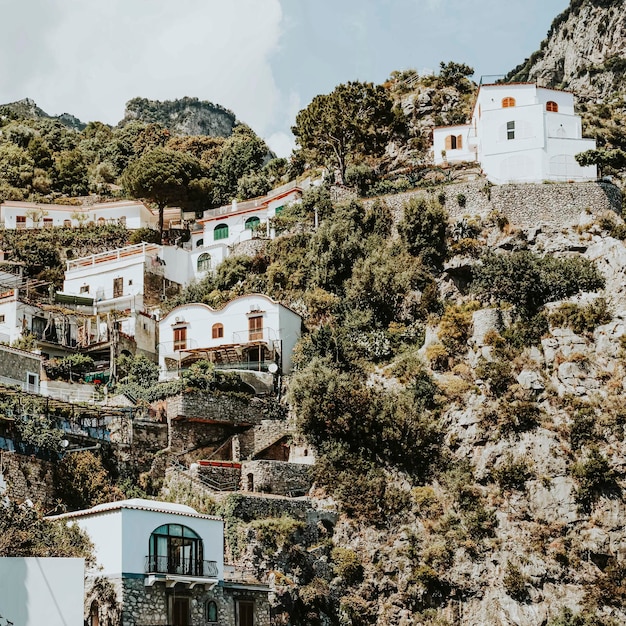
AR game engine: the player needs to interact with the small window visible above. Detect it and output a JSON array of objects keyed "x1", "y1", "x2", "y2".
[
  {"x1": 197, "y1": 253, "x2": 211, "y2": 272},
  {"x1": 196, "y1": 238, "x2": 204, "y2": 248},
  {"x1": 248, "y1": 316, "x2": 263, "y2": 341},
  {"x1": 113, "y1": 277, "x2": 123, "y2": 298},
  {"x1": 16, "y1": 216, "x2": 26, "y2": 229},
  {"x1": 507, "y1": 121, "x2": 515, "y2": 140},
  {"x1": 128, "y1": 279, "x2": 133, "y2": 286},
  {"x1": 0, "y1": 315, "x2": 5, "y2": 323},
  {"x1": 445, "y1": 135, "x2": 457, "y2": 150},
  {"x1": 546, "y1": 101, "x2": 559, "y2": 113},
  {"x1": 80, "y1": 285, "x2": 90, "y2": 294},
  {"x1": 43, "y1": 218, "x2": 53, "y2": 228},
  {"x1": 63, "y1": 219, "x2": 72, "y2": 227},
  {"x1": 212, "y1": 323, "x2": 224, "y2": 339},
  {"x1": 502, "y1": 97, "x2": 516, "y2": 108},
  {"x1": 173, "y1": 326, "x2": 187, "y2": 351},
  {"x1": 275, "y1": 205, "x2": 284, "y2": 214},
  {"x1": 206, "y1": 601, "x2": 218, "y2": 623},
  {"x1": 245, "y1": 216, "x2": 260, "y2": 231},
  {"x1": 214, "y1": 223, "x2": 229, "y2": 240},
  {"x1": 97, "y1": 217, "x2": 105, "y2": 225}
]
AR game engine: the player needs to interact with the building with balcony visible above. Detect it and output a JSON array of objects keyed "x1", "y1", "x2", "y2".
[
  {"x1": 432, "y1": 83, "x2": 597, "y2": 184},
  {"x1": 158, "y1": 294, "x2": 302, "y2": 379},
  {"x1": 0, "y1": 199, "x2": 157, "y2": 230},
  {"x1": 48, "y1": 499, "x2": 270, "y2": 626}
]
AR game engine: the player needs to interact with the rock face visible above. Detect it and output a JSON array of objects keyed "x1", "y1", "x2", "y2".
[
  {"x1": 0, "y1": 97, "x2": 86, "y2": 130},
  {"x1": 120, "y1": 96, "x2": 236, "y2": 137},
  {"x1": 507, "y1": 0, "x2": 626, "y2": 99}
]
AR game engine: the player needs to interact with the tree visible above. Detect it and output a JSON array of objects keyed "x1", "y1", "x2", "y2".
[
  {"x1": 292, "y1": 81, "x2": 396, "y2": 183},
  {"x1": 398, "y1": 197, "x2": 448, "y2": 268},
  {"x1": 575, "y1": 148, "x2": 626, "y2": 177},
  {"x1": 438, "y1": 61, "x2": 475, "y2": 90},
  {"x1": 121, "y1": 147, "x2": 205, "y2": 235}
]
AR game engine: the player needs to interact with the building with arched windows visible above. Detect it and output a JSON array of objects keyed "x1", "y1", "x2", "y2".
[
  {"x1": 432, "y1": 83, "x2": 597, "y2": 184},
  {"x1": 48, "y1": 499, "x2": 270, "y2": 626}
]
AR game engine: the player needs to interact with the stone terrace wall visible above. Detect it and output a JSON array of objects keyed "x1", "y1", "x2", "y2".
[
  {"x1": 362, "y1": 180, "x2": 621, "y2": 229},
  {"x1": 2, "y1": 454, "x2": 56, "y2": 507},
  {"x1": 166, "y1": 392, "x2": 266, "y2": 426},
  {"x1": 238, "y1": 420, "x2": 290, "y2": 459},
  {"x1": 241, "y1": 460, "x2": 312, "y2": 496},
  {"x1": 224, "y1": 492, "x2": 311, "y2": 522}
]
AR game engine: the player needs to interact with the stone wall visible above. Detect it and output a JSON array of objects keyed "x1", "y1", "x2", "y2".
[
  {"x1": 92, "y1": 575, "x2": 270, "y2": 626},
  {"x1": 241, "y1": 460, "x2": 312, "y2": 496},
  {"x1": 1, "y1": 454, "x2": 56, "y2": 507},
  {"x1": 169, "y1": 420, "x2": 235, "y2": 455},
  {"x1": 223, "y1": 492, "x2": 312, "y2": 523},
  {"x1": 230, "y1": 238, "x2": 268, "y2": 258},
  {"x1": 238, "y1": 419, "x2": 290, "y2": 459},
  {"x1": 362, "y1": 180, "x2": 622, "y2": 229},
  {"x1": 166, "y1": 392, "x2": 267, "y2": 426},
  {"x1": 0, "y1": 345, "x2": 42, "y2": 383}
]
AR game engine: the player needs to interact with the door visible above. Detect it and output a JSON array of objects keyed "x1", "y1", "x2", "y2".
[
  {"x1": 171, "y1": 597, "x2": 190, "y2": 626},
  {"x1": 248, "y1": 316, "x2": 263, "y2": 341},
  {"x1": 238, "y1": 601, "x2": 254, "y2": 626}
]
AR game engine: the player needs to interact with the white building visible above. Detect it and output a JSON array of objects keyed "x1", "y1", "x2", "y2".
[
  {"x1": 159, "y1": 294, "x2": 302, "y2": 378},
  {"x1": 0, "y1": 557, "x2": 85, "y2": 626},
  {"x1": 432, "y1": 83, "x2": 597, "y2": 184},
  {"x1": 0, "y1": 200, "x2": 157, "y2": 230},
  {"x1": 48, "y1": 499, "x2": 270, "y2": 626}
]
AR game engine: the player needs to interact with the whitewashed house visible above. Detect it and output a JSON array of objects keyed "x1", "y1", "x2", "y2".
[
  {"x1": 432, "y1": 83, "x2": 597, "y2": 184},
  {"x1": 0, "y1": 199, "x2": 157, "y2": 230},
  {"x1": 48, "y1": 499, "x2": 269, "y2": 626},
  {"x1": 159, "y1": 294, "x2": 302, "y2": 378}
]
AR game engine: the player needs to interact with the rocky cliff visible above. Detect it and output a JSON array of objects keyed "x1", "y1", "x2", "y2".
[
  {"x1": 506, "y1": 0, "x2": 626, "y2": 100},
  {"x1": 0, "y1": 97, "x2": 86, "y2": 130},
  {"x1": 120, "y1": 96, "x2": 237, "y2": 137}
]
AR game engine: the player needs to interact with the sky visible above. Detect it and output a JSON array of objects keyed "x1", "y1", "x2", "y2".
[{"x1": 0, "y1": 0, "x2": 571, "y2": 157}]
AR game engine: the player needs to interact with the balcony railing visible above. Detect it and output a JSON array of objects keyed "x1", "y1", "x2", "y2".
[{"x1": 145, "y1": 555, "x2": 218, "y2": 578}]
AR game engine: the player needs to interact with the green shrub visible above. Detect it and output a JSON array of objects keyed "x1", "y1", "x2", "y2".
[
  {"x1": 44, "y1": 354, "x2": 95, "y2": 382},
  {"x1": 475, "y1": 359, "x2": 515, "y2": 397},
  {"x1": 503, "y1": 561, "x2": 529, "y2": 601},
  {"x1": 331, "y1": 547, "x2": 363, "y2": 584},
  {"x1": 570, "y1": 406, "x2": 600, "y2": 450},
  {"x1": 398, "y1": 197, "x2": 448, "y2": 267},
  {"x1": 248, "y1": 516, "x2": 305, "y2": 551},
  {"x1": 492, "y1": 454, "x2": 533, "y2": 492},
  {"x1": 549, "y1": 299, "x2": 612, "y2": 335},
  {"x1": 572, "y1": 447, "x2": 619, "y2": 512}
]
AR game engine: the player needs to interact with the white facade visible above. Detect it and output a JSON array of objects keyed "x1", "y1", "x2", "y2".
[
  {"x1": 159, "y1": 294, "x2": 302, "y2": 376},
  {"x1": 433, "y1": 83, "x2": 597, "y2": 184},
  {"x1": 49, "y1": 499, "x2": 224, "y2": 582},
  {"x1": 0, "y1": 200, "x2": 157, "y2": 230},
  {"x1": 0, "y1": 557, "x2": 85, "y2": 626}
]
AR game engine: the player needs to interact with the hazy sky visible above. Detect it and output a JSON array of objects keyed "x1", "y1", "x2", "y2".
[{"x1": 0, "y1": 0, "x2": 570, "y2": 156}]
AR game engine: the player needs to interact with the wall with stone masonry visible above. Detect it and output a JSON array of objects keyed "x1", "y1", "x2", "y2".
[
  {"x1": 362, "y1": 180, "x2": 621, "y2": 229},
  {"x1": 238, "y1": 419, "x2": 290, "y2": 460},
  {"x1": 230, "y1": 238, "x2": 268, "y2": 258},
  {"x1": 0, "y1": 345, "x2": 42, "y2": 383},
  {"x1": 223, "y1": 492, "x2": 311, "y2": 523},
  {"x1": 241, "y1": 460, "x2": 312, "y2": 496},
  {"x1": 168, "y1": 420, "x2": 235, "y2": 455},
  {"x1": 166, "y1": 392, "x2": 268, "y2": 426},
  {"x1": 1, "y1": 454, "x2": 55, "y2": 507}
]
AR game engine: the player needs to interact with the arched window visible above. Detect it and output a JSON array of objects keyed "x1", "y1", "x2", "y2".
[
  {"x1": 212, "y1": 323, "x2": 224, "y2": 339},
  {"x1": 502, "y1": 97, "x2": 516, "y2": 108},
  {"x1": 196, "y1": 238, "x2": 204, "y2": 248},
  {"x1": 148, "y1": 524, "x2": 204, "y2": 576},
  {"x1": 546, "y1": 101, "x2": 559, "y2": 113},
  {"x1": 214, "y1": 223, "x2": 229, "y2": 240},
  {"x1": 206, "y1": 601, "x2": 218, "y2": 623},
  {"x1": 245, "y1": 216, "x2": 260, "y2": 231},
  {"x1": 97, "y1": 217, "x2": 106, "y2": 225},
  {"x1": 89, "y1": 601, "x2": 99, "y2": 626},
  {"x1": 197, "y1": 253, "x2": 211, "y2": 272}
]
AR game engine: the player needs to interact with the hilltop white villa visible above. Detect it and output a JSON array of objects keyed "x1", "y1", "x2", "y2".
[
  {"x1": 432, "y1": 83, "x2": 597, "y2": 184},
  {"x1": 159, "y1": 294, "x2": 302, "y2": 377},
  {"x1": 48, "y1": 499, "x2": 270, "y2": 626},
  {"x1": 0, "y1": 199, "x2": 157, "y2": 230}
]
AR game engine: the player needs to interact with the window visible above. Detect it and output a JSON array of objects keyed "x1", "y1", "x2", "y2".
[
  {"x1": 97, "y1": 217, "x2": 105, "y2": 225},
  {"x1": 445, "y1": 135, "x2": 457, "y2": 150},
  {"x1": 196, "y1": 238, "x2": 204, "y2": 248},
  {"x1": 507, "y1": 121, "x2": 515, "y2": 140},
  {"x1": 80, "y1": 285, "x2": 90, "y2": 294},
  {"x1": 63, "y1": 219, "x2": 72, "y2": 227},
  {"x1": 212, "y1": 323, "x2": 224, "y2": 339},
  {"x1": 197, "y1": 253, "x2": 211, "y2": 272},
  {"x1": 206, "y1": 601, "x2": 218, "y2": 623},
  {"x1": 245, "y1": 216, "x2": 260, "y2": 231},
  {"x1": 16, "y1": 216, "x2": 26, "y2": 229},
  {"x1": 148, "y1": 523, "x2": 204, "y2": 576},
  {"x1": 214, "y1": 223, "x2": 229, "y2": 240},
  {"x1": 248, "y1": 316, "x2": 263, "y2": 341},
  {"x1": 89, "y1": 601, "x2": 99, "y2": 626},
  {"x1": 173, "y1": 326, "x2": 187, "y2": 351},
  {"x1": 502, "y1": 97, "x2": 516, "y2": 108},
  {"x1": 237, "y1": 601, "x2": 254, "y2": 626},
  {"x1": 0, "y1": 315, "x2": 5, "y2": 323},
  {"x1": 274, "y1": 205, "x2": 284, "y2": 214},
  {"x1": 128, "y1": 279, "x2": 133, "y2": 286},
  {"x1": 113, "y1": 277, "x2": 123, "y2": 298},
  {"x1": 43, "y1": 218, "x2": 53, "y2": 228},
  {"x1": 546, "y1": 101, "x2": 559, "y2": 112}
]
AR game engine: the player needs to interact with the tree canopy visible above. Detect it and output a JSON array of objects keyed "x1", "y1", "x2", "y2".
[{"x1": 292, "y1": 81, "x2": 396, "y2": 183}]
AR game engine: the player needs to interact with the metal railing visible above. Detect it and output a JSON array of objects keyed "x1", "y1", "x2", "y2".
[
  {"x1": 145, "y1": 555, "x2": 218, "y2": 578},
  {"x1": 66, "y1": 242, "x2": 161, "y2": 271},
  {"x1": 170, "y1": 459, "x2": 240, "y2": 492}
]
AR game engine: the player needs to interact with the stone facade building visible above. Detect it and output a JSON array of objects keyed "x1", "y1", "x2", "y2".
[{"x1": 48, "y1": 499, "x2": 270, "y2": 626}]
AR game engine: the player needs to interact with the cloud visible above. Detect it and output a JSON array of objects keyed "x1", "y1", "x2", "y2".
[{"x1": 0, "y1": 0, "x2": 284, "y2": 137}]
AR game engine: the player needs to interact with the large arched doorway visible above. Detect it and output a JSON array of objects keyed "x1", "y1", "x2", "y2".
[{"x1": 148, "y1": 523, "x2": 204, "y2": 576}]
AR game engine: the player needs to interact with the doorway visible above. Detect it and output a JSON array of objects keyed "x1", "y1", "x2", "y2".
[{"x1": 171, "y1": 596, "x2": 190, "y2": 626}]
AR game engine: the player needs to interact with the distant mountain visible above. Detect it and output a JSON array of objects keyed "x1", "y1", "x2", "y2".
[
  {"x1": 0, "y1": 97, "x2": 86, "y2": 131},
  {"x1": 506, "y1": 0, "x2": 626, "y2": 100},
  {"x1": 119, "y1": 96, "x2": 237, "y2": 137}
]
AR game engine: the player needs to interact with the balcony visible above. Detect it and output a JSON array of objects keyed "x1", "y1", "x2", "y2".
[{"x1": 144, "y1": 555, "x2": 218, "y2": 588}]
